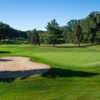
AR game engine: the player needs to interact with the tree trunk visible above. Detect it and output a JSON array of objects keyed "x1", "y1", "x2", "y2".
[
  {"x1": 78, "y1": 41, "x2": 80, "y2": 47},
  {"x1": 77, "y1": 39, "x2": 80, "y2": 47},
  {"x1": 53, "y1": 44, "x2": 56, "y2": 47}
]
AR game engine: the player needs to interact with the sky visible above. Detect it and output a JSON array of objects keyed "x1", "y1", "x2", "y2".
[{"x1": 0, "y1": 0, "x2": 100, "y2": 31}]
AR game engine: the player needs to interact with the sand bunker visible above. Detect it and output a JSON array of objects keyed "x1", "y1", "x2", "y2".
[{"x1": 0, "y1": 57, "x2": 50, "y2": 78}]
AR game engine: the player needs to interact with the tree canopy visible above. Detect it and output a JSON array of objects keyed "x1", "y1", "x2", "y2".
[{"x1": 0, "y1": 11, "x2": 100, "y2": 45}]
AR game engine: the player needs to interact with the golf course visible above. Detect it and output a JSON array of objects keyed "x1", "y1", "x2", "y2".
[
  {"x1": 0, "y1": 0, "x2": 100, "y2": 99},
  {"x1": 0, "y1": 44, "x2": 100, "y2": 100}
]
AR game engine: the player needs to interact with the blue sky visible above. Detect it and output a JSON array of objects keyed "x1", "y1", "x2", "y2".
[{"x1": 0, "y1": 0, "x2": 100, "y2": 31}]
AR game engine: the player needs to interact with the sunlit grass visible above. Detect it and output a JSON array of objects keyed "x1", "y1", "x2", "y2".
[{"x1": 0, "y1": 44, "x2": 100, "y2": 100}]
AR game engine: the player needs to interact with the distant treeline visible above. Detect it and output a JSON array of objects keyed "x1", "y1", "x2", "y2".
[{"x1": 0, "y1": 11, "x2": 100, "y2": 46}]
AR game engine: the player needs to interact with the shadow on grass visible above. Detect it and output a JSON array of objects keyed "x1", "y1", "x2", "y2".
[
  {"x1": 56, "y1": 46, "x2": 87, "y2": 48},
  {"x1": 0, "y1": 69, "x2": 49, "y2": 83},
  {"x1": 42, "y1": 68, "x2": 99, "y2": 78},
  {"x1": 0, "y1": 68, "x2": 99, "y2": 83},
  {"x1": 0, "y1": 51, "x2": 11, "y2": 54},
  {"x1": 55, "y1": 44, "x2": 99, "y2": 48}
]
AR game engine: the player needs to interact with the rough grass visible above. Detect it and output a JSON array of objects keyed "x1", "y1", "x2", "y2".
[{"x1": 0, "y1": 44, "x2": 100, "y2": 100}]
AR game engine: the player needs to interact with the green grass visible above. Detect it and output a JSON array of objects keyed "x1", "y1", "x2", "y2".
[{"x1": 0, "y1": 44, "x2": 100, "y2": 100}]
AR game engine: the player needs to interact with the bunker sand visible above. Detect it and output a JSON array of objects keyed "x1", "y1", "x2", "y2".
[{"x1": 0, "y1": 57, "x2": 50, "y2": 78}]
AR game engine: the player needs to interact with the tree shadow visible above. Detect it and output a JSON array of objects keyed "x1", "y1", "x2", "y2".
[
  {"x1": 0, "y1": 78, "x2": 15, "y2": 83},
  {"x1": 55, "y1": 44, "x2": 98, "y2": 48},
  {"x1": 0, "y1": 51, "x2": 11, "y2": 54},
  {"x1": 37, "y1": 44, "x2": 99, "y2": 48},
  {"x1": 42, "y1": 68, "x2": 99, "y2": 78},
  {"x1": 0, "y1": 68, "x2": 99, "y2": 83},
  {"x1": 0, "y1": 59, "x2": 13, "y2": 62},
  {"x1": 0, "y1": 69, "x2": 49, "y2": 83},
  {"x1": 56, "y1": 46, "x2": 86, "y2": 48}
]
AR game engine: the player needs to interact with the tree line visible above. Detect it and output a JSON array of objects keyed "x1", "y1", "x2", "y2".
[
  {"x1": 0, "y1": 22, "x2": 27, "y2": 43},
  {"x1": 0, "y1": 11, "x2": 100, "y2": 46}
]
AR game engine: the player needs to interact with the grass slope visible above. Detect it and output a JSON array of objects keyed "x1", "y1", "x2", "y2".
[{"x1": 0, "y1": 44, "x2": 100, "y2": 100}]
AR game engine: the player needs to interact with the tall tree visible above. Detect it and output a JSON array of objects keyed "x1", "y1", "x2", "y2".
[
  {"x1": 74, "y1": 24, "x2": 82, "y2": 46},
  {"x1": 46, "y1": 19, "x2": 63, "y2": 46},
  {"x1": 89, "y1": 12, "x2": 97, "y2": 43},
  {"x1": 28, "y1": 29, "x2": 40, "y2": 46}
]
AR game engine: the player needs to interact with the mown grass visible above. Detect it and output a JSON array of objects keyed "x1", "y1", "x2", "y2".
[{"x1": 0, "y1": 44, "x2": 100, "y2": 100}]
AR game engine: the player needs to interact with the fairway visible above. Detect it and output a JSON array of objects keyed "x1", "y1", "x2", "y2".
[
  {"x1": 0, "y1": 0, "x2": 100, "y2": 99},
  {"x1": 0, "y1": 44, "x2": 100, "y2": 100}
]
